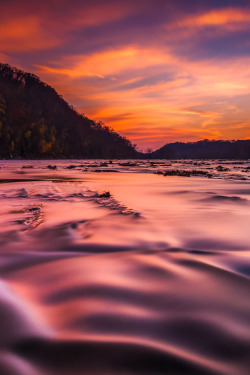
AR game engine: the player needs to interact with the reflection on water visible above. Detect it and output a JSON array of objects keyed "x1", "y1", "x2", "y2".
[{"x1": 0, "y1": 160, "x2": 250, "y2": 375}]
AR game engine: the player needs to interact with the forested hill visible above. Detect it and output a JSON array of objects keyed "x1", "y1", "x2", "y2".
[
  {"x1": 0, "y1": 63, "x2": 137, "y2": 159},
  {"x1": 151, "y1": 140, "x2": 250, "y2": 159}
]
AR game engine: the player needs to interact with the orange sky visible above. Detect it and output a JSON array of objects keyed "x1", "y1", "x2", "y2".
[{"x1": 1, "y1": 0, "x2": 250, "y2": 150}]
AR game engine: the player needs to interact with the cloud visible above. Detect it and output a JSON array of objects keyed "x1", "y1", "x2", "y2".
[
  {"x1": 0, "y1": 0, "x2": 138, "y2": 53},
  {"x1": 181, "y1": 7, "x2": 250, "y2": 30},
  {"x1": 0, "y1": 16, "x2": 62, "y2": 52},
  {"x1": 35, "y1": 46, "x2": 173, "y2": 79},
  {"x1": 179, "y1": 108, "x2": 219, "y2": 117},
  {"x1": 163, "y1": 6, "x2": 250, "y2": 61},
  {"x1": 3, "y1": 0, "x2": 250, "y2": 148},
  {"x1": 69, "y1": 2, "x2": 138, "y2": 29},
  {"x1": 167, "y1": 7, "x2": 250, "y2": 36},
  {"x1": 33, "y1": 43, "x2": 250, "y2": 148}
]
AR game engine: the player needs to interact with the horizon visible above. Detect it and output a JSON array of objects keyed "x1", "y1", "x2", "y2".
[{"x1": 1, "y1": 0, "x2": 250, "y2": 150}]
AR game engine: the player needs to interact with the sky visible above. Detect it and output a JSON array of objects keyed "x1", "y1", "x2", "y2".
[{"x1": 1, "y1": 0, "x2": 250, "y2": 150}]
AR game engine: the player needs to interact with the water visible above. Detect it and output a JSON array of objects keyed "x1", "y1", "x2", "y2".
[{"x1": 0, "y1": 160, "x2": 250, "y2": 375}]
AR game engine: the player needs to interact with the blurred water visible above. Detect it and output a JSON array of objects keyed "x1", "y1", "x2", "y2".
[{"x1": 0, "y1": 160, "x2": 250, "y2": 375}]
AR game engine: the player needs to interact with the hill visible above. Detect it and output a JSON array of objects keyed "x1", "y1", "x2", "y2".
[
  {"x1": 151, "y1": 140, "x2": 250, "y2": 159},
  {"x1": 0, "y1": 63, "x2": 137, "y2": 159}
]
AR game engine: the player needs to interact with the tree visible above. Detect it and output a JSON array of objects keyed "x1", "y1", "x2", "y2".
[{"x1": 0, "y1": 63, "x2": 138, "y2": 159}]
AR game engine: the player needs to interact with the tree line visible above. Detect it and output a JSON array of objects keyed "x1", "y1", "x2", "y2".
[
  {"x1": 151, "y1": 139, "x2": 250, "y2": 159},
  {"x1": 0, "y1": 63, "x2": 137, "y2": 159}
]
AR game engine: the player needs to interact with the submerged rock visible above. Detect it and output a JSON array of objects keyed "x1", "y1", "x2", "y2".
[{"x1": 47, "y1": 165, "x2": 57, "y2": 170}]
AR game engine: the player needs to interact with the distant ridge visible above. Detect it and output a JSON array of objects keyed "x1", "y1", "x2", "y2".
[
  {"x1": 151, "y1": 140, "x2": 250, "y2": 160},
  {"x1": 0, "y1": 63, "x2": 137, "y2": 159}
]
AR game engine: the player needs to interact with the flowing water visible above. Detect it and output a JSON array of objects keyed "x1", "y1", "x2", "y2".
[{"x1": 0, "y1": 159, "x2": 250, "y2": 375}]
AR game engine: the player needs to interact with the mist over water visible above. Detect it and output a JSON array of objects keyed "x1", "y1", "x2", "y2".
[{"x1": 0, "y1": 160, "x2": 250, "y2": 375}]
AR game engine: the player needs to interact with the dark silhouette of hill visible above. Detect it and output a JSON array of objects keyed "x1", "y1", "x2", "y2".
[
  {"x1": 151, "y1": 140, "x2": 250, "y2": 159},
  {"x1": 1, "y1": 64, "x2": 249, "y2": 160},
  {"x1": 0, "y1": 63, "x2": 137, "y2": 159}
]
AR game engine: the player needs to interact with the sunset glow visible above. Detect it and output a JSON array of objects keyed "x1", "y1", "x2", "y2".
[{"x1": 2, "y1": 0, "x2": 250, "y2": 150}]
